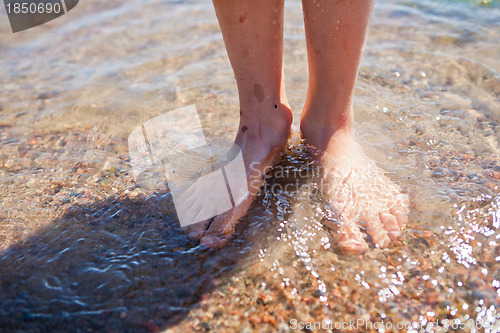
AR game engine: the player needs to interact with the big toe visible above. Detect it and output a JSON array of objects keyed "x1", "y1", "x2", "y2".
[
  {"x1": 200, "y1": 234, "x2": 229, "y2": 249},
  {"x1": 183, "y1": 219, "x2": 211, "y2": 240},
  {"x1": 338, "y1": 237, "x2": 369, "y2": 254},
  {"x1": 336, "y1": 225, "x2": 369, "y2": 254},
  {"x1": 199, "y1": 211, "x2": 234, "y2": 248}
]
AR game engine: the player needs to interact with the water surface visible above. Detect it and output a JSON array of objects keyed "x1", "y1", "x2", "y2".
[{"x1": 0, "y1": 0, "x2": 499, "y2": 331}]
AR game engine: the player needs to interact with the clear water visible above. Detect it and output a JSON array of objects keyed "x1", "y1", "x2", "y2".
[{"x1": 0, "y1": 0, "x2": 499, "y2": 331}]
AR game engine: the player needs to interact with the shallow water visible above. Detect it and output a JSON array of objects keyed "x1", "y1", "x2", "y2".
[{"x1": 0, "y1": 0, "x2": 499, "y2": 332}]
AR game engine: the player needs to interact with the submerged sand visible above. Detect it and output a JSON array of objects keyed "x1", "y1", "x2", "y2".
[{"x1": 0, "y1": 0, "x2": 499, "y2": 331}]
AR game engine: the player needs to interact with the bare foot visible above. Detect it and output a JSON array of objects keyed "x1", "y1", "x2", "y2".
[
  {"x1": 184, "y1": 104, "x2": 292, "y2": 248},
  {"x1": 302, "y1": 126, "x2": 409, "y2": 254}
]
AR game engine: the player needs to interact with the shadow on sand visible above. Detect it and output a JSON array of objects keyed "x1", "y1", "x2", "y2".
[{"x1": 0, "y1": 190, "x2": 255, "y2": 332}]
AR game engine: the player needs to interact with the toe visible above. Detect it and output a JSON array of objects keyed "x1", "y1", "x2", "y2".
[
  {"x1": 206, "y1": 210, "x2": 234, "y2": 234},
  {"x1": 199, "y1": 211, "x2": 234, "y2": 248},
  {"x1": 338, "y1": 237, "x2": 369, "y2": 254},
  {"x1": 199, "y1": 191, "x2": 255, "y2": 248},
  {"x1": 364, "y1": 216, "x2": 392, "y2": 248},
  {"x1": 200, "y1": 234, "x2": 229, "y2": 249},
  {"x1": 336, "y1": 223, "x2": 369, "y2": 254},
  {"x1": 379, "y1": 212, "x2": 401, "y2": 240},
  {"x1": 183, "y1": 219, "x2": 211, "y2": 240},
  {"x1": 389, "y1": 205, "x2": 408, "y2": 227}
]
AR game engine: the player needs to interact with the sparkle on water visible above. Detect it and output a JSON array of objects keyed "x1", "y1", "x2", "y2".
[{"x1": 0, "y1": 0, "x2": 499, "y2": 331}]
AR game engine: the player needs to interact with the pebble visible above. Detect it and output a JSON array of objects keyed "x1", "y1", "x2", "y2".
[
  {"x1": 1, "y1": 47, "x2": 499, "y2": 333},
  {"x1": 278, "y1": 322, "x2": 290, "y2": 333},
  {"x1": 200, "y1": 322, "x2": 210, "y2": 330},
  {"x1": 101, "y1": 161, "x2": 119, "y2": 173}
]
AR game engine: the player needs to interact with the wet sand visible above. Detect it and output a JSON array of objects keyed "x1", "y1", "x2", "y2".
[{"x1": 1, "y1": 0, "x2": 499, "y2": 332}]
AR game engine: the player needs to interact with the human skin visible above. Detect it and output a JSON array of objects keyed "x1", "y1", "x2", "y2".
[{"x1": 185, "y1": 0, "x2": 409, "y2": 254}]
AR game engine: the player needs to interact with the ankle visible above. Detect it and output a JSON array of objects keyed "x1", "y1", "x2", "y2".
[
  {"x1": 237, "y1": 102, "x2": 292, "y2": 144},
  {"x1": 300, "y1": 115, "x2": 354, "y2": 151}
]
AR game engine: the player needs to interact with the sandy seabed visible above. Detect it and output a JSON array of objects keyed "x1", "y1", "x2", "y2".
[{"x1": 0, "y1": 0, "x2": 499, "y2": 332}]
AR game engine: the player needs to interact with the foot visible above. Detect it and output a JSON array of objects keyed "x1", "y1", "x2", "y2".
[
  {"x1": 302, "y1": 125, "x2": 409, "y2": 254},
  {"x1": 184, "y1": 103, "x2": 292, "y2": 248}
]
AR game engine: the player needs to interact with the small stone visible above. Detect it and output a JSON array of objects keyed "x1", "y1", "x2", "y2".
[
  {"x1": 461, "y1": 154, "x2": 475, "y2": 160},
  {"x1": 102, "y1": 161, "x2": 113, "y2": 171},
  {"x1": 312, "y1": 290, "x2": 325, "y2": 298},
  {"x1": 278, "y1": 322, "x2": 290, "y2": 333},
  {"x1": 263, "y1": 314, "x2": 277, "y2": 326},
  {"x1": 249, "y1": 314, "x2": 261, "y2": 325}
]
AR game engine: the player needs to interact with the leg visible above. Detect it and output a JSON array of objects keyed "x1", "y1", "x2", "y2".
[
  {"x1": 300, "y1": 0, "x2": 408, "y2": 253},
  {"x1": 186, "y1": 0, "x2": 292, "y2": 247}
]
